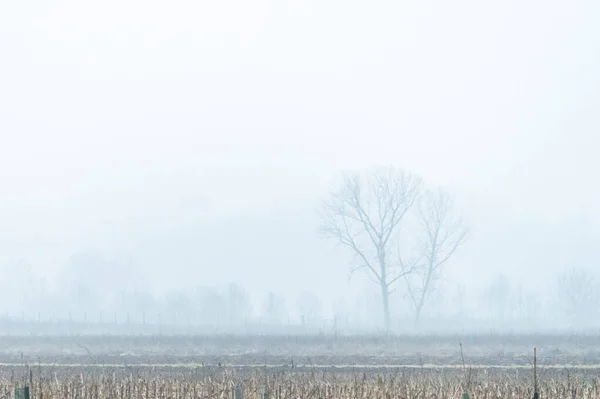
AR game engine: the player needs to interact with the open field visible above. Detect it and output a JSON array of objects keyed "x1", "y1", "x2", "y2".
[
  {"x1": 0, "y1": 334, "x2": 599, "y2": 398},
  {"x1": 1, "y1": 334, "x2": 600, "y2": 366}
]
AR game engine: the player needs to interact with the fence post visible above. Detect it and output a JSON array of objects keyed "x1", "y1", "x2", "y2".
[
  {"x1": 533, "y1": 347, "x2": 539, "y2": 399},
  {"x1": 15, "y1": 386, "x2": 30, "y2": 399},
  {"x1": 234, "y1": 384, "x2": 244, "y2": 399}
]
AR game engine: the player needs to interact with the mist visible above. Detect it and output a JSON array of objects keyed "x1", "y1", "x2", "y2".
[{"x1": 1, "y1": 0, "x2": 599, "y2": 335}]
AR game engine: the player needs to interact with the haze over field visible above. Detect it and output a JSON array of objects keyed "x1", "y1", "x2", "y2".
[{"x1": 0, "y1": 0, "x2": 599, "y2": 331}]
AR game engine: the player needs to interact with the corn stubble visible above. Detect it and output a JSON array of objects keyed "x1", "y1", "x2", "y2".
[{"x1": 4, "y1": 368, "x2": 600, "y2": 399}]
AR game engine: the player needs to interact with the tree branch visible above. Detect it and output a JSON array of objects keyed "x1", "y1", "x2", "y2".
[{"x1": 403, "y1": 188, "x2": 467, "y2": 322}]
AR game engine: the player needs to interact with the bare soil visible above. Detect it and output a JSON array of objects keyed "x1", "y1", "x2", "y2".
[{"x1": 0, "y1": 334, "x2": 598, "y2": 369}]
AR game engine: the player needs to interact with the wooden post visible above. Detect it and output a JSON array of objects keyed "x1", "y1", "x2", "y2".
[
  {"x1": 15, "y1": 386, "x2": 30, "y2": 399},
  {"x1": 533, "y1": 347, "x2": 539, "y2": 399},
  {"x1": 234, "y1": 384, "x2": 244, "y2": 399}
]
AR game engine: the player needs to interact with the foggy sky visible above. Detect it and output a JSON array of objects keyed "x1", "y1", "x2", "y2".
[{"x1": 1, "y1": 0, "x2": 599, "y2": 317}]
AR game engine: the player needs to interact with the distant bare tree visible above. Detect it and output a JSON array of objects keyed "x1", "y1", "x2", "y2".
[
  {"x1": 262, "y1": 292, "x2": 287, "y2": 324},
  {"x1": 297, "y1": 291, "x2": 323, "y2": 326},
  {"x1": 402, "y1": 188, "x2": 467, "y2": 325},
  {"x1": 226, "y1": 284, "x2": 252, "y2": 325},
  {"x1": 196, "y1": 287, "x2": 226, "y2": 325},
  {"x1": 319, "y1": 167, "x2": 422, "y2": 330},
  {"x1": 482, "y1": 273, "x2": 512, "y2": 322},
  {"x1": 555, "y1": 267, "x2": 599, "y2": 325}
]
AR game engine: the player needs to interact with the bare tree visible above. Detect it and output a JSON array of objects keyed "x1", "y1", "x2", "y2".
[
  {"x1": 402, "y1": 188, "x2": 467, "y2": 325},
  {"x1": 297, "y1": 291, "x2": 323, "y2": 326},
  {"x1": 482, "y1": 273, "x2": 512, "y2": 322},
  {"x1": 319, "y1": 167, "x2": 421, "y2": 330},
  {"x1": 262, "y1": 291, "x2": 287, "y2": 325},
  {"x1": 555, "y1": 267, "x2": 599, "y2": 326},
  {"x1": 226, "y1": 283, "x2": 253, "y2": 325}
]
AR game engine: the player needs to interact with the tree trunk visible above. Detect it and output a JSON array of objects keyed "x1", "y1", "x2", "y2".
[
  {"x1": 380, "y1": 280, "x2": 391, "y2": 331},
  {"x1": 414, "y1": 305, "x2": 423, "y2": 327},
  {"x1": 413, "y1": 260, "x2": 432, "y2": 327}
]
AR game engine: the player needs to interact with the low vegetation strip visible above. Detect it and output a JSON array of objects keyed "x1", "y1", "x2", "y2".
[
  {"x1": 3, "y1": 361, "x2": 600, "y2": 370},
  {"x1": 1, "y1": 334, "x2": 599, "y2": 366}
]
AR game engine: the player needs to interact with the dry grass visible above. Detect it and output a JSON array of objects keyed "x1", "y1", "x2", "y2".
[{"x1": 1, "y1": 366, "x2": 600, "y2": 399}]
